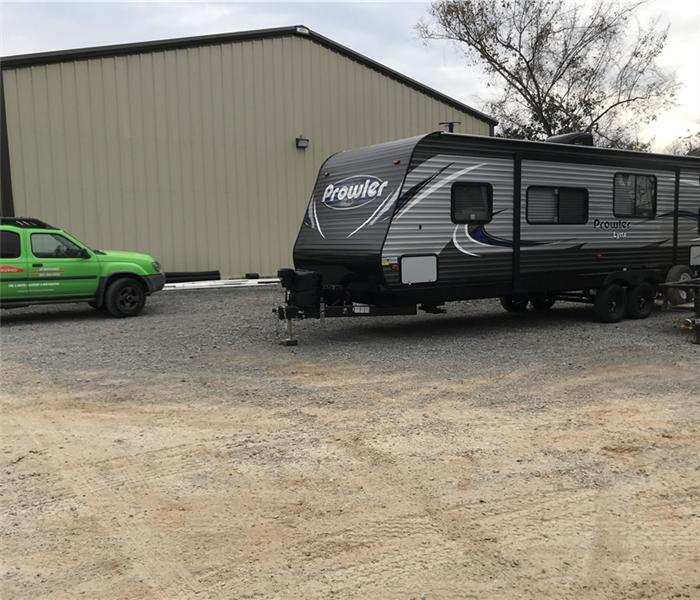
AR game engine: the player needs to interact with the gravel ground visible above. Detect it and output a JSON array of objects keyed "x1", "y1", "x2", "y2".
[
  {"x1": 1, "y1": 285, "x2": 698, "y2": 381},
  {"x1": 2, "y1": 287, "x2": 699, "y2": 600},
  {"x1": 1, "y1": 286, "x2": 698, "y2": 413}
]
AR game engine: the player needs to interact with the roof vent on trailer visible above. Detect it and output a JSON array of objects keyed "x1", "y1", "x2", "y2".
[
  {"x1": 439, "y1": 121, "x2": 461, "y2": 133},
  {"x1": 545, "y1": 132, "x2": 594, "y2": 146}
]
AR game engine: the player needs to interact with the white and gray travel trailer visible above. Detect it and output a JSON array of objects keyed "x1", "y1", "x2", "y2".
[{"x1": 275, "y1": 131, "x2": 700, "y2": 342}]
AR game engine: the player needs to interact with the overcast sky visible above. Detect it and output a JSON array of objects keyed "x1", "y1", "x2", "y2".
[{"x1": 1, "y1": 0, "x2": 698, "y2": 151}]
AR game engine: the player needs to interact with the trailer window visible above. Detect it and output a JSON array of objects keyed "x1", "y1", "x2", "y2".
[
  {"x1": 451, "y1": 183, "x2": 492, "y2": 224},
  {"x1": 526, "y1": 187, "x2": 588, "y2": 224},
  {"x1": 614, "y1": 173, "x2": 656, "y2": 218}
]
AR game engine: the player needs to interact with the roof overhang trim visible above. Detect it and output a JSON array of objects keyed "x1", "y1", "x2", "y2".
[{"x1": 0, "y1": 24, "x2": 497, "y2": 126}]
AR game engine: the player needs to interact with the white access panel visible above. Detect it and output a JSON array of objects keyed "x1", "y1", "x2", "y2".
[
  {"x1": 401, "y1": 255, "x2": 437, "y2": 284},
  {"x1": 690, "y1": 246, "x2": 700, "y2": 266}
]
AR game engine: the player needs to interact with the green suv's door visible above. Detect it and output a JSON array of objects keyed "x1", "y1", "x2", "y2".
[
  {"x1": 0, "y1": 229, "x2": 28, "y2": 299},
  {"x1": 28, "y1": 232, "x2": 100, "y2": 298}
]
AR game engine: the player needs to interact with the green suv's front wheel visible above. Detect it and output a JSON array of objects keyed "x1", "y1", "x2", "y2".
[{"x1": 105, "y1": 278, "x2": 146, "y2": 318}]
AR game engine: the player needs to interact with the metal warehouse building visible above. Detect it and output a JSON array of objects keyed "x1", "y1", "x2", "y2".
[{"x1": 0, "y1": 25, "x2": 496, "y2": 278}]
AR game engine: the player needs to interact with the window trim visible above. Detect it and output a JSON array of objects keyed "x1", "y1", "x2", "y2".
[
  {"x1": 450, "y1": 182, "x2": 494, "y2": 225},
  {"x1": 525, "y1": 185, "x2": 589, "y2": 225},
  {"x1": 613, "y1": 172, "x2": 657, "y2": 219}
]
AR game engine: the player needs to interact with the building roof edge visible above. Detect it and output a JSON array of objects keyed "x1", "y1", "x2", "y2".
[{"x1": 0, "y1": 25, "x2": 497, "y2": 126}]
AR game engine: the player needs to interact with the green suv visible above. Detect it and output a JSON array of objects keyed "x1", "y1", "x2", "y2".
[{"x1": 0, "y1": 217, "x2": 165, "y2": 317}]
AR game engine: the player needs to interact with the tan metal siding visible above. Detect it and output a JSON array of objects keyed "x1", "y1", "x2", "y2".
[{"x1": 4, "y1": 36, "x2": 491, "y2": 277}]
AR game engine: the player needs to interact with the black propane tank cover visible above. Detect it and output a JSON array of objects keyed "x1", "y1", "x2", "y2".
[
  {"x1": 278, "y1": 268, "x2": 295, "y2": 289},
  {"x1": 290, "y1": 270, "x2": 322, "y2": 309}
]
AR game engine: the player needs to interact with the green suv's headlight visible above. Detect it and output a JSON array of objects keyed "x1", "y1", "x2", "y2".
[{"x1": 152, "y1": 261, "x2": 163, "y2": 273}]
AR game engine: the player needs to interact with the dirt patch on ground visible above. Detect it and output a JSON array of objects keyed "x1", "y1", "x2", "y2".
[{"x1": 2, "y1": 348, "x2": 699, "y2": 599}]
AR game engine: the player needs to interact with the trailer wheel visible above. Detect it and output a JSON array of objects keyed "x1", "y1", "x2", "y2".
[
  {"x1": 500, "y1": 295, "x2": 529, "y2": 312},
  {"x1": 666, "y1": 265, "x2": 693, "y2": 305},
  {"x1": 594, "y1": 283, "x2": 627, "y2": 323},
  {"x1": 530, "y1": 294, "x2": 556, "y2": 310},
  {"x1": 626, "y1": 282, "x2": 655, "y2": 319}
]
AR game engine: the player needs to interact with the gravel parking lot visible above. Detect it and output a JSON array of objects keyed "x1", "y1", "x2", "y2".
[{"x1": 2, "y1": 286, "x2": 699, "y2": 599}]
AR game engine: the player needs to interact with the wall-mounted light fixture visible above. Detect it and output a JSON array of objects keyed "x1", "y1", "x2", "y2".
[{"x1": 295, "y1": 137, "x2": 309, "y2": 149}]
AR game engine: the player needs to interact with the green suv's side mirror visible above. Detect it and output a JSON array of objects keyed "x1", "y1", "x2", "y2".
[{"x1": 79, "y1": 248, "x2": 91, "y2": 259}]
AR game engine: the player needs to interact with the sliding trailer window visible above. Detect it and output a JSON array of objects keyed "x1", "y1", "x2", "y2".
[
  {"x1": 451, "y1": 183, "x2": 493, "y2": 224},
  {"x1": 613, "y1": 173, "x2": 656, "y2": 218},
  {"x1": 526, "y1": 186, "x2": 588, "y2": 224}
]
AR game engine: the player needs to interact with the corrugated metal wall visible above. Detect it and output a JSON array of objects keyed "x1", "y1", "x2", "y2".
[{"x1": 3, "y1": 35, "x2": 491, "y2": 277}]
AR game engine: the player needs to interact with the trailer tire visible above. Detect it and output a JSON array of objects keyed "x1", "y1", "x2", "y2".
[
  {"x1": 666, "y1": 265, "x2": 693, "y2": 305},
  {"x1": 594, "y1": 283, "x2": 627, "y2": 323},
  {"x1": 530, "y1": 294, "x2": 556, "y2": 310},
  {"x1": 626, "y1": 282, "x2": 655, "y2": 319},
  {"x1": 500, "y1": 295, "x2": 529, "y2": 312}
]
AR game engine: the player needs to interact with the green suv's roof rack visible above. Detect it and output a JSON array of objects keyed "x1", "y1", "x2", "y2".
[{"x1": 0, "y1": 217, "x2": 58, "y2": 229}]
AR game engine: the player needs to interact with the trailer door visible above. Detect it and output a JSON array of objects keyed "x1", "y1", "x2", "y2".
[{"x1": 518, "y1": 159, "x2": 599, "y2": 291}]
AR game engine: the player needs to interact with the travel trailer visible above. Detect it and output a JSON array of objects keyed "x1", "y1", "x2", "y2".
[{"x1": 275, "y1": 131, "x2": 700, "y2": 343}]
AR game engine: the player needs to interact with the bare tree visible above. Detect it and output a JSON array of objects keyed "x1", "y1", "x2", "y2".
[
  {"x1": 665, "y1": 125, "x2": 700, "y2": 156},
  {"x1": 416, "y1": 0, "x2": 679, "y2": 149}
]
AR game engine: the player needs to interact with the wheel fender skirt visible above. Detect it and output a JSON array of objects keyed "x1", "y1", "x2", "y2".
[
  {"x1": 141, "y1": 273, "x2": 166, "y2": 293},
  {"x1": 96, "y1": 276, "x2": 109, "y2": 303},
  {"x1": 96, "y1": 272, "x2": 165, "y2": 302},
  {"x1": 604, "y1": 269, "x2": 660, "y2": 287}
]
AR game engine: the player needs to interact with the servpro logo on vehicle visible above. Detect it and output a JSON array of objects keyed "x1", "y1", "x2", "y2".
[
  {"x1": 322, "y1": 175, "x2": 389, "y2": 210},
  {"x1": 0, "y1": 265, "x2": 25, "y2": 274}
]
